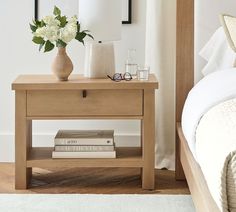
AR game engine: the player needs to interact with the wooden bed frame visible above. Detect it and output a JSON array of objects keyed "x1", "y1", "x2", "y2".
[{"x1": 176, "y1": 0, "x2": 220, "y2": 211}]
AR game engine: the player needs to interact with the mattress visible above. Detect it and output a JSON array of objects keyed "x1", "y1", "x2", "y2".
[{"x1": 182, "y1": 68, "x2": 236, "y2": 211}]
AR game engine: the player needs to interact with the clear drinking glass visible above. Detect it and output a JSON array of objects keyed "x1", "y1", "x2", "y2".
[
  {"x1": 125, "y1": 49, "x2": 138, "y2": 78},
  {"x1": 137, "y1": 66, "x2": 150, "y2": 81}
]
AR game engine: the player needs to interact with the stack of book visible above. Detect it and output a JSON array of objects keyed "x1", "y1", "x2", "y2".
[{"x1": 52, "y1": 130, "x2": 116, "y2": 159}]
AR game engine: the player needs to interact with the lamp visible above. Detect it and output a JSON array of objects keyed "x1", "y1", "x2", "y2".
[{"x1": 79, "y1": 0, "x2": 122, "y2": 78}]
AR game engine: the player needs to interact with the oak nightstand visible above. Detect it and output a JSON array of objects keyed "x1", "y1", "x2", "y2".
[{"x1": 12, "y1": 74, "x2": 158, "y2": 190}]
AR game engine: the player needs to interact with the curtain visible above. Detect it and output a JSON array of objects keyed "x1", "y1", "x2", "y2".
[{"x1": 145, "y1": 0, "x2": 176, "y2": 170}]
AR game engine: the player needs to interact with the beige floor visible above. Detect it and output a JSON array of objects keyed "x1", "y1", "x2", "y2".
[{"x1": 0, "y1": 163, "x2": 189, "y2": 194}]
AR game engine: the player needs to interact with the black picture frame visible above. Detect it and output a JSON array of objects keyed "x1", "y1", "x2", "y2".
[
  {"x1": 122, "y1": 0, "x2": 132, "y2": 24},
  {"x1": 34, "y1": 0, "x2": 132, "y2": 25},
  {"x1": 34, "y1": 0, "x2": 39, "y2": 21}
]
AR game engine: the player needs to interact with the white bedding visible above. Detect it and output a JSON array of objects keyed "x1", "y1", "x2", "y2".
[
  {"x1": 196, "y1": 98, "x2": 236, "y2": 211},
  {"x1": 182, "y1": 68, "x2": 236, "y2": 159},
  {"x1": 182, "y1": 68, "x2": 236, "y2": 211}
]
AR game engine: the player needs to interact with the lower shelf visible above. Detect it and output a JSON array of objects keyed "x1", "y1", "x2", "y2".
[{"x1": 27, "y1": 147, "x2": 143, "y2": 168}]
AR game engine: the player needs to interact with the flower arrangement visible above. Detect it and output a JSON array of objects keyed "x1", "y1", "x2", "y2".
[{"x1": 30, "y1": 6, "x2": 93, "y2": 52}]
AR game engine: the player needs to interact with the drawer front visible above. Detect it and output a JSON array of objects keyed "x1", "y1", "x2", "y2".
[{"x1": 27, "y1": 90, "x2": 143, "y2": 117}]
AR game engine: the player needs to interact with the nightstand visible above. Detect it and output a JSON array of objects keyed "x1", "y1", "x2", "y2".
[{"x1": 12, "y1": 74, "x2": 158, "y2": 190}]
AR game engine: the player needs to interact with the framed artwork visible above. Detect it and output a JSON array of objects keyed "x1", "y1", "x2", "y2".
[
  {"x1": 122, "y1": 0, "x2": 132, "y2": 24},
  {"x1": 34, "y1": 0, "x2": 132, "y2": 25}
]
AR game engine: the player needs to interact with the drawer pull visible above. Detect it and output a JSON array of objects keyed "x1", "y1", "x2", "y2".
[{"x1": 82, "y1": 90, "x2": 87, "y2": 98}]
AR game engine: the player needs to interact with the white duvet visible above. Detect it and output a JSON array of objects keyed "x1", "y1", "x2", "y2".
[{"x1": 182, "y1": 68, "x2": 236, "y2": 211}]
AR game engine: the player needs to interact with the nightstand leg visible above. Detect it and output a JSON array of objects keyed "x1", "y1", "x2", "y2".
[
  {"x1": 140, "y1": 120, "x2": 143, "y2": 179},
  {"x1": 142, "y1": 89, "x2": 155, "y2": 190},
  {"x1": 15, "y1": 91, "x2": 32, "y2": 189},
  {"x1": 27, "y1": 120, "x2": 32, "y2": 183}
]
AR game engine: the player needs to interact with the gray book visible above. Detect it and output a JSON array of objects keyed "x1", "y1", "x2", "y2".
[
  {"x1": 54, "y1": 130, "x2": 114, "y2": 146},
  {"x1": 54, "y1": 145, "x2": 115, "y2": 152}
]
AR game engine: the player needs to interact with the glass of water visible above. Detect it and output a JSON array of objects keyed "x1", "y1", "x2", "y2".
[
  {"x1": 137, "y1": 66, "x2": 150, "y2": 81},
  {"x1": 125, "y1": 49, "x2": 138, "y2": 78}
]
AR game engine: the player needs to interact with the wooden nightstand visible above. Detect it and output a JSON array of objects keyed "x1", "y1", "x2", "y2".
[{"x1": 12, "y1": 74, "x2": 158, "y2": 190}]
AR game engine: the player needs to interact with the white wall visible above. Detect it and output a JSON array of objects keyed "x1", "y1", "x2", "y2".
[{"x1": 0, "y1": 0, "x2": 146, "y2": 161}]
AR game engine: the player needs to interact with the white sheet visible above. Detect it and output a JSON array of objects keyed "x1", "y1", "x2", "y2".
[{"x1": 182, "y1": 68, "x2": 236, "y2": 159}]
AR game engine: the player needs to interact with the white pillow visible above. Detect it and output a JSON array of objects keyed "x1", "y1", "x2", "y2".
[
  {"x1": 220, "y1": 14, "x2": 236, "y2": 52},
  {"x1": 199, "y1": 27, "x2": 235, "y2": 76}
]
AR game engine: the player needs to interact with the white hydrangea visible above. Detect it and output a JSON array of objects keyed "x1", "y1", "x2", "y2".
[
  {"x1": 60, "y1": 23, "x2": 77, "y2": 43},
  {"x1": 34, "y1": 27, "x2": 47, "y2": 38},
  {"x1": 45, "y1": 25, "x2": 60, "y2": 42},
  {"x1": 34, "y1": 25, "x2": 59, "y2": 43},
  {"x1": 43, "y1": 15, "x2": 60, "y2": 27},
  {"x1": 68, "y1": 15, "x2": 77, "y2": 25},
  {"x1": 33, "y1": 14, "x2": 79, "y2": 44}
]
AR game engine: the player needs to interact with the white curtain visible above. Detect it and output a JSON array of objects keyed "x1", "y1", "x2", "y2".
[{"x1": 145, "y1": 0, "x2": 176, "y2": 170}]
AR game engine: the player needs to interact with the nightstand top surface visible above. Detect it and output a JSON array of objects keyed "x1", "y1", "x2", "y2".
[{"x1": 12, "y1": 74, "x2": 158, "y2": 90}]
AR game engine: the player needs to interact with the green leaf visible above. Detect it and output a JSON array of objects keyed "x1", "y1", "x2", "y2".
[
  {"x1": 87, "y1": 34, "x2": 94, "y2": 40},
  {"x1": 80, "y1": 40, "x2": 85, "y2": 46},
  {"x1": 56, "y1": 39, "x2": 67, "y2": 48},
  {"x1": 75, "y1": 32, "x2": 86, "y2": 41},
  {"x1": 77, "y1": 24, "x2": 80, "y2": 32},
  {"x1": 33, "y1": 19, "x2": 41, "y2": 27},
  {"x1": 40, "y1": 20, "x2": 46, "y2": 27},
  {"x1": 75, "y1": 31, "x2": 94, "y2": 45},
  {"x1": 59, "y1": 16, "x2": 67, "y2": 27},
  {"x1": 30, "y1": 24, "x2": 37, "y2": 32},
  {"x1": 32, "y1": 36, "x2": 45, "y2": 44},
  {"x1": 44, "y1": 40, "x2": 55, "y2": 52},
  {"x1": 53, "y1": 6, "x2": 61, "y2": 16}
]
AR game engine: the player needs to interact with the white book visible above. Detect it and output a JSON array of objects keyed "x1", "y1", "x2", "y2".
[
  {"x1": 52, "y1": 151, "x2": 116, "y2": 159},
  {"x1": 54, "y1": 130, "x2": 114, "y2": 146},
  {"x1": 54, "y1": 145, "x2": 115, "y2": 152}
]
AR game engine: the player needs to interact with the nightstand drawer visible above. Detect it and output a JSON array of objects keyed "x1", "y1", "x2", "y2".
[{"x1": 27, "y1": 90, "x2": 143, "y2": 117}]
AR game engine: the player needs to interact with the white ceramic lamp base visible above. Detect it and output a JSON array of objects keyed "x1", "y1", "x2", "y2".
[{"x1": 84, "y1": 42, "x2": 116, "y2": 78}]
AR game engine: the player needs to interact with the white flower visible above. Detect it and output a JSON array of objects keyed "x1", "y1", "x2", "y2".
[
  {"x1": 45, "y1": 25, "x2": 59, "y2": 42},
  {"x1": 34, "y1": 27, "x2": 47, "y2": 38},
  {"x1": 68, "y1": 15, "x2": 77, "y2": 25},
  {"x1": 43, "y1": 15, "x2": 60, "y2": 27},
  {"x1": 60, "y1": 23, "x2": 77, "y2": 43},
  {"x1": 34, "y1": 25, "x2": 59, "y2": 43},
  {"x1": 33, "y1": 14, "x2": 78, "y2": 44}
]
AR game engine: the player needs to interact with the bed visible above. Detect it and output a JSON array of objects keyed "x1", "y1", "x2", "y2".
[{"x1": 176, "y1": 0, "x2": 236, "y2": 211}]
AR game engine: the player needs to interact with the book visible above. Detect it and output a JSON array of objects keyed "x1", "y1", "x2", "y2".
[
  {"x1": 54, "y1": 130, "x2": 114, "y2": 146},
  {"x1": 52, "y1": 151, "x2": 116, "y2": 159},
  {"x1": 54, "y1": 145, "x2": 115, "y2": 152}
]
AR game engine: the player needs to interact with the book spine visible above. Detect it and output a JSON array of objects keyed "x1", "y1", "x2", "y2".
[
  {"x1": 52, "y1": 151, "x2": 116, "y2": 159},
  {"x1": 54, "y1": 145, "x2": 115, "y2": 152},
  {"x1": 54, "y1": 138, "x2": 114, "y2": 146}
]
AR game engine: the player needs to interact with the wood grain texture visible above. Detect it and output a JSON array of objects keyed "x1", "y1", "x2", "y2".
[
  {"x1": 15, "y1": 91, "x2": 32, "y2": 189},
  {"x1": 175, "y1": 0, "x2": 194, "y2": 180},
  {"x1": 13, "y1": 75, "x2": 158, "y2": 190},
  {"x1": 26, "y1": 120, "x2": 32, "y2": 185},
  {"x1": 177, "y1": 123, "x2": 220, "y2": 212},
  {"x1": 27, "y1": 147, "x2": 143, "y2": 168},
  {"x1": 26, "y1": 116, "x2": 144, "y2": 120},
  {"x1": 142, "y1": 89, "x2": 155, "y2": 190},
  {"x1": 27, "y1": 90, "x2": 143, "y2": 117},
  {"x1": 176, "y1": 0, "x2": 221, "y2": 211},
  {"x1": 0, "y1": 164, "x2": 189, "y2": 195},
  {"x1": 12, "y1": 74, "x2": 158, "y2": 90}
]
